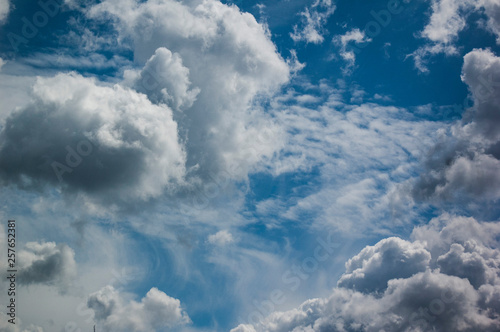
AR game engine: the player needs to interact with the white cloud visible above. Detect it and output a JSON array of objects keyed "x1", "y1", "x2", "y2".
[
  {"x1": 127, "y1": 47, "x2": 200, "y2": 112},
  {"x1": 207, "y1": 230, "x2": 234, "y2": 246},
  {"x1": 232, "y1": 214, "x2": 500, "y2": 331},
  {"x1": 291, "y1": 0, "x2": 336, "y2": 44},
  {"x1": 0, "y1": 0, "x2": 9, "y2": 23},
  {"x1": 88, "y1": 286, "x2": 190, "y2": 331},
  {"x1": 333, "y1": 28, "x2": 372, "y2": 74},
  {"x1": 422, "y1": 0, "x2": 473, "y2": 45}
]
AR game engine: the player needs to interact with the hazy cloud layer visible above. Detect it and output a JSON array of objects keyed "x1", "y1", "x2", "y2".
[
  {"x1": 412, "y1": 49, "x2": 500, "y2": 202},
  {"x1": 87, "y1": 286, "x2": 190, "y2": 331},
  {"x1": 232, "y1": 214, "x2": 500, "y2": 331}
]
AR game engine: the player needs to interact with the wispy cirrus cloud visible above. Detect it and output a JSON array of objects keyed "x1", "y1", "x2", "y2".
[{"x1": 291, "y1": 0, "x2": 336, "y2": 44}]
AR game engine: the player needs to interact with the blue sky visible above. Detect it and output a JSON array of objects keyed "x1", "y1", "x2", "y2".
[{"x1": 1, "y1": 0, "x2": 500, "y2": 331}]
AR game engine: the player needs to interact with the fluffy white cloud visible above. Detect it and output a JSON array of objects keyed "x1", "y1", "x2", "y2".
[
  {"x1": 208, "y1": 230, "x2": 234, "y2": 246},
  {"x1": 422, "y1": 0, "x2": 473, "y2": 45},
  {"x1": 87, "y1": 286, "x2": 190, "y2": 331},
  {"x1": 291, "y1": 0, "x2": 336, "y2": 44},
  {"x1": 128, "y1": 47, "x2": 199, "y2": 112},
  {"x1": 17, "y1": 242, "x2": 77, "y2": 293},
  {"x1": 232, "y1": 215, "x2": 500, "y2": 331},
  {"x1": 0, "y1": 0, "x2": 9, "y2": 23},
  {"x1": 412, "y1": 49, "x2": 500, "y2": 202},
  {"x1": 425, "y1": 0, "x2": 500, "y2": 44},
  {"x1": 0, "y1": 72, "x2": 186, "y2": 202},
  {"x1": 88, "y1": 0, "x2": 290, "y2": 183}
]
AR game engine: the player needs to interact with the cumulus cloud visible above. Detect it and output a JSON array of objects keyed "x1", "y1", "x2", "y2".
[
  {"x1": 128, "y1": 47, "x2": 200, "y2": 112},
  {"x1": 337, "y1": 237, "x2": 430, "y2": 293},
  {"x1": 0, "y1": 0, "x2": 9, "y2": 23},
  {"x1": 87, "y1": 286, "x2": 190, "y2": 331},
  {"x1": 207, "y1": 230, "x2": 234, "y2": 246},
  {"x1": 291, "y1": 0, "x2": 336, "y2": 44},
  {"x1": 0, "y1": 72, "x2": 186, "y2": 202},
  {"x1": 412, "y1": 48, "x2": 500, "y2": 202},
  {"x1": 232, "y1": 214, "x2": 500, "y2": 331},
  {"x1": 17, "y1": 242, "x2": 77, "y2": 292},
  {"x1": 88, "y1": 0, "x2": 290, "y2": 183}
]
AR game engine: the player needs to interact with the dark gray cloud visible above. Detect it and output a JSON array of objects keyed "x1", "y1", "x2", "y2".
[
  {"x1": 232, "y1": 214, "x2": 500, "y2": 332},
  {"x1": 412, "y1": 49, "x2": 500, "y2": 202}
]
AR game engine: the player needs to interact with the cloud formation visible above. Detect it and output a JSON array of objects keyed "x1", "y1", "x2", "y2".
[
  {"x1": 207, "y1": 230, "x2": 234, "y2": 246},
  {"x1": 337, "y1": 237, "x2": 431, "y2": 293},
  {"x1": 87, "y1": 286, "x2": 190, "y2": 331},
  {"x1": 89, "y1": 0, "x2": 290, "y2": 182},
  {"x1": 232, "y1": 214, "x2": 500, "y2": 331},
  {"x1": 412, "y1": 48, "x2": 500, "y2": 202}
]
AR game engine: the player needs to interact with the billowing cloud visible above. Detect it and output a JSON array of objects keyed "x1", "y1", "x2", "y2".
[
  {"x1": 87, "y1": 286, "x2": 190, "y2": 331},
  {"x1": 17, "y1": 242, "x2": 77, "y2": 292},
  {"x1": 412, "y1": 49, "x2": 500, "y2": 202},
  {"x1": 128, "y1": 47, "x2": 200, "y2": 112},
  {"x1": 291, "y1": 0, "x2": 336, "y2": 44},
  {"x1": 0, "y1": 72, "x2": 186, "y2": 201},
  {"x1": 337, "y1": 237, "x2": 431, "y2": 293},
  {"x1": 88, "y1": 0, "x2": 290, "y2": 183},
  {"x1": 232, "y1": 214, "x2": 500, "y2": 331}
]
